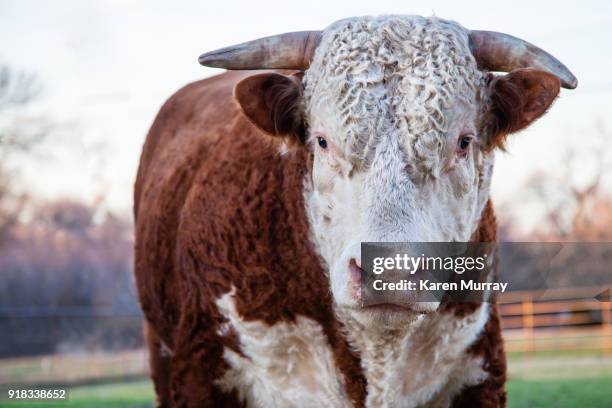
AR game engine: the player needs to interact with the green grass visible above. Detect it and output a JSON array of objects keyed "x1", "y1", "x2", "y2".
[
  {"x1": 1, "y1": 372, "x2": 612, "y2": 407},
  {"x1": 0, "y1": 380, "x2": 154, "y2": 408},
  {"x1": 507, "y1": 376, "x2": 612, "y2": 408},
  {"x1": 3, "y1": 378, "x2": 612, "y2": 408}
]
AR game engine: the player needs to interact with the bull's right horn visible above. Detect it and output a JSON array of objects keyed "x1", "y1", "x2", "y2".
[
  {"x1": 198, "y1": 30, "x2": 322, "y2": 70},
  {"x1": 469, "y1": 30, "x2": 578, "y2": 89}
]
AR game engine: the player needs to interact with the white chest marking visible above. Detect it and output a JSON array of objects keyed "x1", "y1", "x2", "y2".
[
  {"x1": 214, "y1": 291, "x2": 352, "y2": 408},
  {"x1": 215, "y1": 289, "x2": 490, "y2": 408}
]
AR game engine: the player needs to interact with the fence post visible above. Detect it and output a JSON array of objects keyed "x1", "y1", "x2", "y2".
[
  {"x1": 522, "y1": 295, "x2": 534, "y2": 356},
  {"x1": 602, "y1": 297, "x2": 612, "y2": 356}
]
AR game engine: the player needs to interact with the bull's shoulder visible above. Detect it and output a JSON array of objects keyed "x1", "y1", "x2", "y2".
[
  {"x1": 134, "y1": 71, "x2": 254, "y2": 216},
  {"x1": 133, "y1": 71, "x2": 262, "y2": 333}
]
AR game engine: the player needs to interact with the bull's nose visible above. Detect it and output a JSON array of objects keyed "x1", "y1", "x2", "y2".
[
  {"x1": 335, "y1": 242, "x2": 363, "y2": 303},
  {"x1": 349, "y1": 258, "x2": 364, "y2": 282}
]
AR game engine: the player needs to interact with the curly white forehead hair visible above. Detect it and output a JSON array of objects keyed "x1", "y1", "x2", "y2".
[{"x1": 304, "y1": 16, "x2": 486, "y2": 169}]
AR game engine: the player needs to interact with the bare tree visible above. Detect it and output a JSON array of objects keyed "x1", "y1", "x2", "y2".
[
  {"x1": 0, "y1": 65, "x2": 40, "y2": 108},
  {"x1": 521, "y1": 121, "x2": 612, "y2": 240},
  {"x1": 0, "y1": 64, "x2": 47, "y2": 243}
]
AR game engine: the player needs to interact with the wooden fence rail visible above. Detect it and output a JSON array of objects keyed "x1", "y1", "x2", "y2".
[{"x1": 498, "y1": 286, "x2": 612, "y2": 354}]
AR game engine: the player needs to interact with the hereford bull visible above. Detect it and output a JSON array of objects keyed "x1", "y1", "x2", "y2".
[{"x1": 134, "y1": 15, "x2": 576, "y2": 407}]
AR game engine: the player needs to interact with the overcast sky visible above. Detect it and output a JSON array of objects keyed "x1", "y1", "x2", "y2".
[{"x1": 1, "y1": 0, "x2": 611, "y2": 230}]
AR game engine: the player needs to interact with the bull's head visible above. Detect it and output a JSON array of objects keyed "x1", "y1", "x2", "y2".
[{"x1": 199, "y1": 16, "x2": 576, "y2": 324}]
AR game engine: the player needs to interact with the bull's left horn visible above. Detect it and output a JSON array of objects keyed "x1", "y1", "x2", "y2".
[
  {"x1": 469, "y1": 30, "x2": 578, "y2": 89},
  {"x1": 198, "y1": 30, "x2": 322, "y2": 70}
]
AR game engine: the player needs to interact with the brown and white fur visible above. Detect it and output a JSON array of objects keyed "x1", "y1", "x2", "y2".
[{"x1": 134, "y1": 15, "x2": 562, "y2": 407}]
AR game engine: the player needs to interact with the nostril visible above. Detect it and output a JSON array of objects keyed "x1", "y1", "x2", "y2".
[{"x1": 348, "y1": 258, "x2": 363, "y2": 282}]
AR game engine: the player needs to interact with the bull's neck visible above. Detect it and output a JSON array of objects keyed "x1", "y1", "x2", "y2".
[{"x1": 334, "y1": 307, "x2": 421, "y2": 402}]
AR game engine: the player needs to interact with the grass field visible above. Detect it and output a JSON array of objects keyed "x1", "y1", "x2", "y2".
[
  {"x1": 507, "y1": 376, "x2": 612, "y2": 408},
  {"x1": 1, "y1": 354, "x2": 611, "y2": 407},
  {"x1": 0, "y1": 380, "x2": 154, "y2": 408},
  {"x1": 2, "y1": 375, "x2": 612, "y2": 407}
]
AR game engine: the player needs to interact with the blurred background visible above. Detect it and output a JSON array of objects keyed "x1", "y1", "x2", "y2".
[{"x1": 0, "y1": 0, "x2": 611, "y2": 407}]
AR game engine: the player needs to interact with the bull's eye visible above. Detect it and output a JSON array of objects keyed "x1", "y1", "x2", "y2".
[
  {"x1": 317, "y1": 136, "x2": 328, "y2": 149},
  {"x1": 457, "y1": 135, "x2": 473, "y2": 157}
]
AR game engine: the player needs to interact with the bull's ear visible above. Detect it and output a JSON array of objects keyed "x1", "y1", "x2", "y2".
[
  {"x1": 234, "y1": 72, "x2": 305, "y2": 143},
  {"x1": 487, "y1": 68, "x2": 560, "y2": 149}
]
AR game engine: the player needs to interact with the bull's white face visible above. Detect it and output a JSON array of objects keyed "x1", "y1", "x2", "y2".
[{"x1": 302, "y1": 16, "x2": 494, "y2": 320}]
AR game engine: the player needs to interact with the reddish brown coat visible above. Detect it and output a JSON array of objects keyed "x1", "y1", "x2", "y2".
[{"x1": 134, "y1": 71, "x2": 506, "y2": 407}]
